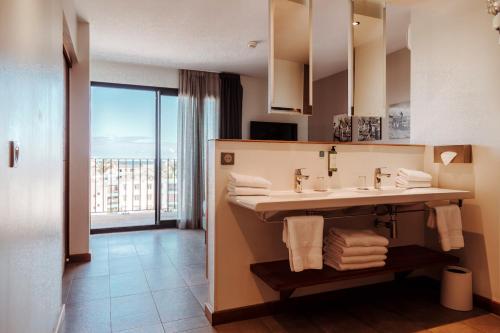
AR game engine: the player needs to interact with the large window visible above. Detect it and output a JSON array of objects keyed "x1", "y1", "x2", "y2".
[{"x1": 90, "y1": 83, "x2": 178, "y2": 230}]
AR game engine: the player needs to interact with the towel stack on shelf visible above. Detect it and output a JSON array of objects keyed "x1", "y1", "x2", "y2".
[
  {"x1": 395, "y1": 168, "x2": 432, "y2": 188},
  {"x1": 227, "y1": 172, "x2": 272, "y2": 196},
  {"x1": 323, "y1": 228, "x2": 389, "y2": 271}
]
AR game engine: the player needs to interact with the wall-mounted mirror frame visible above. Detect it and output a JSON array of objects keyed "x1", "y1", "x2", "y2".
[{"x1": 268, "y1": 0, "x2": 313, "y2": 115}]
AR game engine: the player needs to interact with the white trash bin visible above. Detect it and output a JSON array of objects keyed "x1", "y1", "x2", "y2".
[{"x1": 441, "y1": 266, "x2": 473, "y2": 311}]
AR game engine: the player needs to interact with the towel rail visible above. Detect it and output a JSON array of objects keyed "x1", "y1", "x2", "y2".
[{"x1": 255, "y1": 199, "x2": 463, "y2": 224}]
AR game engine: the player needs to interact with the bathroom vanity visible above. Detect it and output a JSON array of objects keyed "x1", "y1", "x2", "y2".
[
  {"x1": 228, "y1": 187, "x2": 471, "y2": 301},
  {"x1": 206, "y1": 140, "x2": 473, "y2": 324}
]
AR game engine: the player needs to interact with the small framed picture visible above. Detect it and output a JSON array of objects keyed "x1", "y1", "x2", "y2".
[
  {"x1": 333, "y1": 115, "x2": 352, "y2": 142},
  {"x1": 388, "y1": 102, "x2": 411, "y2": 140},
  {"x1": 357, "y1": 117, "x2": 382, "y2": 141}
]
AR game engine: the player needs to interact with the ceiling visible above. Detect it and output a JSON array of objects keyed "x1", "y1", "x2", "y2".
[{"x1": 75, "y1": 0, "x2": 410, "y2": 79}]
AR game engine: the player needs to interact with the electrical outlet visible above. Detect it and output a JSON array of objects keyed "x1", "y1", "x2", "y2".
[{"x1": 221, "y1": 152, "x2": 235, "y2": 165}]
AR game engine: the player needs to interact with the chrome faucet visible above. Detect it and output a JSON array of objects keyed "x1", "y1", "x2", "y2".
[
  {"x1": 294, "y1": 168, "x2": 309, "y2": 193},
  {"x1": 374, "y1": 167, "x2": 391, "y2": 189}
]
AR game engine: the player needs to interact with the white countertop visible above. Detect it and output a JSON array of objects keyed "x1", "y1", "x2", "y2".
[{"x1": 227, "y1": 187, "x2": 473, "y2": 212}]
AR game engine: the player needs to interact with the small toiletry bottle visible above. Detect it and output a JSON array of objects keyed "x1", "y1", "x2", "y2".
[{"x1": 328, "y1": 146, "x2": 337, "y2": 177}]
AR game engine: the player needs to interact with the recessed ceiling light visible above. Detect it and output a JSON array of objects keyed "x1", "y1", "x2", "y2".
[{"x1": 352, "y1": 21, "x2": 360, "y2": 26}]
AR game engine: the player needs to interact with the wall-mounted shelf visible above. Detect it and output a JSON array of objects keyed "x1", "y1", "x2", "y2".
[
  {"x1": 434, "y1": 145, "x2": 472, "y2": 164},
  {"x1": 250, "y1": 245, "x2": 458, "y2": 300}
]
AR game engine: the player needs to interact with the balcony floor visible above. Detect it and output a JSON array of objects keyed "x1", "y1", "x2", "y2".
[{"x1": 91, "y1": 211, "x2": 177, "y2": 229}]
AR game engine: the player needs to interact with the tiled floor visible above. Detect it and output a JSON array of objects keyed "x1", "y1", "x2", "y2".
[{"x1": 62, "y1": 230, "x2": 500, "y2": 333}]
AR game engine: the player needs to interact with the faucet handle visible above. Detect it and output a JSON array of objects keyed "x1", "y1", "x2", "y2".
[
  {"x1": 295, "y1": 168, "x2": 307, "y2": 176},
  {"x1": 376, "y1": 167, "x2": 391, "y2": 177}
]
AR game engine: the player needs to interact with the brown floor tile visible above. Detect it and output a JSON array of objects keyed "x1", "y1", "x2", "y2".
[
  {"x1": 69, "y1": 259, "x2": 110, "y2": 279},
  {"x1": 462, "y1": 314, "x2": 500, "y2": 333},
  {"x1": 430, "y1": 322, "x2": 482, "y2": 333},
  {"x1": 345, "y1": 302, "x2": 432, "y2": 333},
  {"x1": 109, "y1": 256, "x2": 143, "y2": 275},
  {"x1": 67, "y1": 275, "x2": 110, "y2": 304},
  {"x1": 117, "y1": 324, "x2": 165, "y2": 333},
  {"x1": 110, "y1": 271, "x2": 149, "y2": 297},
  {"x1": 305, "y1": 308, "x2": 379, "y2": 333},
  {"x1": 63, "y1": 298, "x2": 111, "y2": 333},
  {"x1": 139, "y1": 253, "x2": 175, "y2": 270},
  {"x1": 145, "y1": 267, "x2": 187, "y2": 292},
  {"x1": 109, "y1": 244, "x2": 137, "y2": 259},
  {"x1": 163, "y1": 316, "x2": 210, "y2": 333},
  {"x1": 178, "y1": 264, "x2": 208, "y2": 286},
  {"x1": 153, "y1": 287, "x2": 204, "y2": 322},
  {"x1": 189, "y1": 284, "x2": 209, "y2": 308},
  {"x1": 215, "y1": 318, "x2": 272, "y2": 333}
]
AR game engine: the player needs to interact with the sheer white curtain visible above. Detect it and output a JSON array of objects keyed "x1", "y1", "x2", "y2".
[{"x1": 177, "y1": 70, "x2": 220, "y2": 229}]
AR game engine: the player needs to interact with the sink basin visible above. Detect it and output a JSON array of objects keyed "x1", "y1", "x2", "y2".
[
  {"x1": 270, "y1": 191, "x2": 329, "y2": 199},
  {"x1": 351, "y1": 187, "x2": 406, "y2": 195}
]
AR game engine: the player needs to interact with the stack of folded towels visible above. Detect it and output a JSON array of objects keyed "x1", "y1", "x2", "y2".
[
  {"x1": 324, "y1": 228, "x2": 389, "y2": 271},
  {"x1": 227, "y1": 172, "x2": 272, "y2": 196},
  {"x1": 395, "y1": 168, "x2": 432, "y2": 188}
]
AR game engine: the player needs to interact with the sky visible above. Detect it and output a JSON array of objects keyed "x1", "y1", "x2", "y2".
[{"x1": 91, "y1": 86, "x2": 178, "y2": 159}]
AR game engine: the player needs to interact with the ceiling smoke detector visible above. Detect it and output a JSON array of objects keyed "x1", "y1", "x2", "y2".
[{"x1": 247, "y1": 41, "x2": 258, "y2": 49}]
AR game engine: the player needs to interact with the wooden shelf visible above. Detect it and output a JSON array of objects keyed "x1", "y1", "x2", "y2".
[{"x1": 250, "y1": 245, "x2": 458, "y2": 300}]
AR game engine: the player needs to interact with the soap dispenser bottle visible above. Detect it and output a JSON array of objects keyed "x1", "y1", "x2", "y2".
[{"x1": 328, "y1": 146, "x2": 338, "y2": 177}]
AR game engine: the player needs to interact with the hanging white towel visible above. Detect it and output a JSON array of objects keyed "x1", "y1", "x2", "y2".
[
  {"x1": 427, "y1": 204, "x2": 464, "y2": 252},
  {"x1": 329, "y1": 228, "x2": 389, "y2": 247},
  {"x1": 397, "y1": 168, "x2": 432, "y2": 182},
  {"x1": 226, "y1": 185, "x2": 271, "y2": 196},
  {"x1": 282, "y1": 216, "x2": 324, "y2": 272},
  {"x1": 228, "y1": 172, "x2": 272, "y2": 189}
]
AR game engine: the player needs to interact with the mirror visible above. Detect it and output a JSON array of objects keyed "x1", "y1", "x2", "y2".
[
  {"x1": 350, "y1": 0, "x2": 387, "y2": 117},
  {"x1": 269, "y1": 0, "x2": 312, "y2": 115},
  {"x1": 309, "y1": 0, "x2": 411, "y2": 143},
  {"x1": 268, "y1": 0, "x2": 411, "y2": 143}
]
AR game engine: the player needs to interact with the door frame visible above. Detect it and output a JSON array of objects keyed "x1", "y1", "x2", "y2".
[{"x1": 90, "y1": 81, "x2": 179, "y2": 234}]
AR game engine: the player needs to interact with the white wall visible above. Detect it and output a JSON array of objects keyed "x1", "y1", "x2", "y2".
[
  {"x1": 411, "y1": 0, "x2": 500, "y2": 301},
  {"x1": 241, "y1": 76, "x2": 309, "y2": 141},
  {"x1": 208, "y1": 141, "x2": 426, "y2": 311},
  {"x1": 0, "y1": 0, "x2": 66, "y2": 331},
  {"x1": 91, "y1": 60, "x2": 179, "y2": 88},
  {"x1": 69, "y1": 21, "x2": 91, "y2": 256}
]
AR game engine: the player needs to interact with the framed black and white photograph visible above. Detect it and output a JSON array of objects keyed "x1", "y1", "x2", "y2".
[
  {"x1": 388, "y1": 102, "x2": 410, "y2": 139},
  {"x1": 333, "y1": 115, "x2": 352, "y2": 142},
  {"x1": 357, "y1": 117, "x2": 382, "y2": 141}
]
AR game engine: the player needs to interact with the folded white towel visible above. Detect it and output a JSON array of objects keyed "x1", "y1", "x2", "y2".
[
  {"x1": 329, "y1": 228, "x2": 389, "y2": 247},
  {"x1": 324, "y1": 259, "x2": 386, "y2": 271},
  {"x1": 395, "y1": 176, "x2": 431, "y2": 188},
  {"x1": 282, "y1": 216, "x2": 324, "y2": 272},
  {"x1": 323, "y1": 241, "x2": 388, "y2": 256},
  {"x1": 227, "y1": 185, "x2": 271, "y2": 196},
  {"x1": 324, "y1": 253, "x2": 387, "y2": 264},
  {"x1": 427, "y1": 204, "x2": 464, "y2": 251},
  {"x1": 228, "y1": 172, "x2": 272, "y2": 189},
  {"x1": 397, "y1": 168, "x2": 432, "y2": 182}
]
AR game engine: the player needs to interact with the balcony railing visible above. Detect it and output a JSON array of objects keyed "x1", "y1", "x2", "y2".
[{"x1": 90, "y1": 158, "x2": 177, "y2": 215}]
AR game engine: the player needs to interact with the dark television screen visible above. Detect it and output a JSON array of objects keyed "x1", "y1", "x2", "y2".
[{"x1": 250, "y1": 121, "x2": 298, "y2": 141}]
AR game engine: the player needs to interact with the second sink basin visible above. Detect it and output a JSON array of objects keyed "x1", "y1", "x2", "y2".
[{"x1": 352, "y1": 186, "x2": 407, "y2": 195}]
